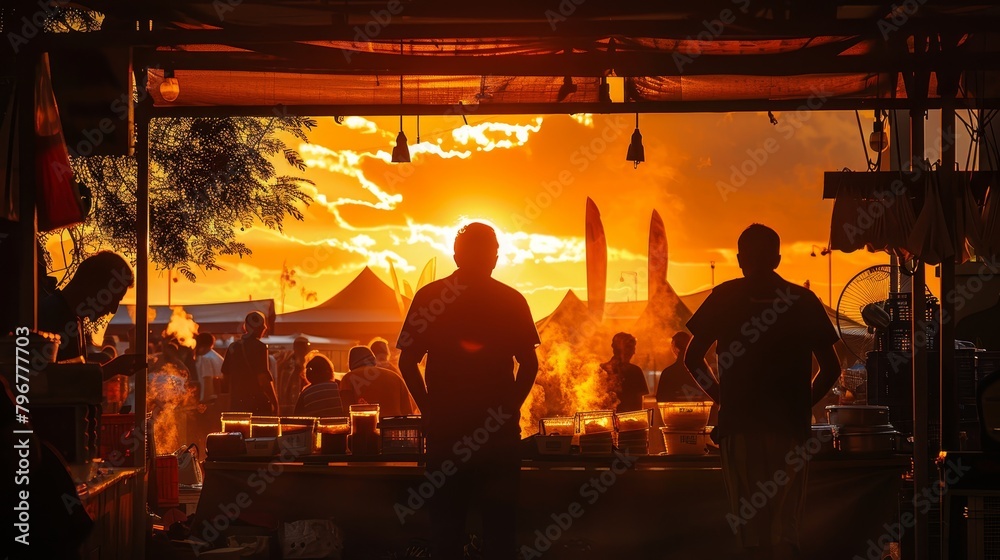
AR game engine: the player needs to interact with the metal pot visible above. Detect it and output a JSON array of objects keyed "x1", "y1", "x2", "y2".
[
  {"x1": 810, "y1": 424, "x2": 837, "y2": 455},
  {"x1": 826, "y1": 405, "x2": 890, "y2": 427},
  {"x1": 837, "y1": 429, "x2": 897, "y2": 454}
]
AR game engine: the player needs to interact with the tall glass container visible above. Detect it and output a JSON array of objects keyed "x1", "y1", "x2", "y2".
[{"x1": 349, "y1": 404, "x2": 380, "y2": 455}]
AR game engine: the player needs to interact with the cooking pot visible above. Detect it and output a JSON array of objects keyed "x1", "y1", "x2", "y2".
[
  {"x1": 826, "y1": 405, "x2": 889, "y2": 427},
  {"x1": 837, "y1": 428, "x2": 897, "y2": 454}
]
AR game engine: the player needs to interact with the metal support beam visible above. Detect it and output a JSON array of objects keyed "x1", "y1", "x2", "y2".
[
  {"x1": 910, "y1": 106, "x2": 929, "y2": 560},
  {"x1": 145, "y1": 97, "x2": 1000, "y2": 120},
  {"x1": 17, "y1": 51, "x2": 37, "y2": 330},
  {"x1": 940, "y1": 103, "x2": 959, "y2": 455},
  {"x1": 132, "y1": 61, "x2": 150, "y2": 559}
]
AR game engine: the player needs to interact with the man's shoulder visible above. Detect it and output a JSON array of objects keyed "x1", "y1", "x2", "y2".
[
  {"x1": 415, "y1": 273, "x2": 527, "y2": 304},
  {"x1": 781, "y1": 279, "x2": 821, "y2": 303},
  {"x1": 202, "y1": 350, "x2": 224, "y2": 365},
  {"x1": 660, "y1": 361, "x2": 685, "y2": 375}
]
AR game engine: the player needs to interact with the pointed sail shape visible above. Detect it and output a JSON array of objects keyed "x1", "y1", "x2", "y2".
[
  {"x1": 585, "y1": 197, "x2": 607, "y2": 322},
  {"x1": 416, "y1": 257, "x2": 436, "y2": 291},
  {"x1": 403, "y1": 280, "x2": 414, "y2": 300},
  {"x1": 648, "y1": 210, "x2": 668, "y2": 300},
  {"x1": 387, "y1": 259, "x2": 406, "y2": 318}
]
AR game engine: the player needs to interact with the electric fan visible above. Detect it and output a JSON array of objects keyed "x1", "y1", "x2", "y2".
[{"x1": 836, "y1": 264, "x2": 934, "y2": 362}]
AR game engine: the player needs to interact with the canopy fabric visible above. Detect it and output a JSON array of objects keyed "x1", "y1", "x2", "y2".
[
  {"x1": 40, "y1": 1, "x2": 1000, "y2": 113},
  {"x1": 108, "y1": 299, "x2": 276, "y2": 335}
]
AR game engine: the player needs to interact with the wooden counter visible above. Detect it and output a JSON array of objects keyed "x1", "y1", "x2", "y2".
[{"x1": 191, "y1": 454, "x2": 909, "y2": 559}]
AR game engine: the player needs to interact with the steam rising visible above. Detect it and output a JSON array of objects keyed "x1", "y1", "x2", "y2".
[{"x1": 165, "y1": 307, "x2": 198, "y2": 348}]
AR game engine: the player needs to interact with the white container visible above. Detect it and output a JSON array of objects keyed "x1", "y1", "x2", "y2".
[
  {"x1": 658, "y1": 401, "x2": 713, "y2": 430},
  {"x1": 279, "y1": 417, "x2": 317, "y2": 456},
  {"x1": 660, "y1": 427, "x2": 711, "y2": 456},
  {"x1": 245, "y1": 437, "x2": 277, "y2": 456}
]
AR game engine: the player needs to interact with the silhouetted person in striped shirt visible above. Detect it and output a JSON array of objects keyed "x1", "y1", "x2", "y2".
[{"x1": 293, "y1": 353, "x2": 344, "y2": 417}]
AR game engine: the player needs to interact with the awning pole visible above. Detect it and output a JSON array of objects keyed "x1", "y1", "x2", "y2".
[
  {"x1": 133, "y1": 59, "x2": 151, "y2": 558},
  {"x1": 910, "y1": 106, "x2": 929, "y2": 560}
]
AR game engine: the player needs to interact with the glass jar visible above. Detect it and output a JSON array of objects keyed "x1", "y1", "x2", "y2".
[
  {"x1": 349, "y1": 404, "x2": 380, "y2": 455},
  {"x1": 220, "y1": 412, "x2": 252, "y2": 439},
  {"x1": 250, "y1": 416, "x2": 281, "y2": 438},
  {"x1": 316, "y1": 417, "x2": 350, "y2": 455}
]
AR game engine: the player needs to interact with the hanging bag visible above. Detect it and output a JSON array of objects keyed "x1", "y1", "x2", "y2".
[{"x1": 34, "y1": 53, "x2": 89, "y2": 231}]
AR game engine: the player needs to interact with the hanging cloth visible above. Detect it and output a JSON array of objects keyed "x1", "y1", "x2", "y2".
[
  {"x1": 830, "y1": 182, "x2": 869, "y2": 253},
  {"x1": 905, "y1": 171, "x2": 954, "y2": 265},
  {"x1": 35, "y1": 53, "x2": 89, "y2": 232},
  {"x1": 953, "y1": 177, "x2": 986, "y2": 262}
]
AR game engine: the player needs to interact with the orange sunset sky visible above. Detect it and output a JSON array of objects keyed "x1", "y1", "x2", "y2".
[{"x1": 56, "y1": 110, "x2": 962, "y2": 320}]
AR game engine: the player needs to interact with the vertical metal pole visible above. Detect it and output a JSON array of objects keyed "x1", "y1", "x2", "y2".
[
  {"x1": 17, "y1": 51, "x2": 37, "y2": 330},
  {"x1": 890, "y1": 110, "x2": 910, "y2": 295},
  {"x1": 911, "y1": 107, "x2": 929, "y2": 560},
  {"x1": 940, "y1": 104, "x2": 958, "y2": 454},
  {"x1": 827, "y1": 252, "x2": 832, "y2": 309},
  {"x1": 133, "y1": 60, "x2": 150, "y2": 558}
]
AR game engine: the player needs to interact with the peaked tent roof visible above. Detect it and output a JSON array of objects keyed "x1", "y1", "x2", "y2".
[
  {"x1": 108, "y1": 299, "x2": 276, "y2": 335},
  {"x1": 276, "y1": 266, "x2": 410, "y2": 326},
  {"x1": 535, "y1": 290, "x2": 594, "y2": 341}
]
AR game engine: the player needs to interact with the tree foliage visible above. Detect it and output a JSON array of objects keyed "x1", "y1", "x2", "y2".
[{"x1": 58, "y1": 116, "x2": 316, "y2": 282}]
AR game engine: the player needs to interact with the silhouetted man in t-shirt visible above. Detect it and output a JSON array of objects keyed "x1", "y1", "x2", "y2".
[
  {"x1": 684, "y1": 224, "x2": 840, "y2": 560},
  {"x1": 398, "y1": 222, "x2": 540, "y2": 560},
  {"x1": 600, "y1": 332, "x2": 649, "y2": 412}
]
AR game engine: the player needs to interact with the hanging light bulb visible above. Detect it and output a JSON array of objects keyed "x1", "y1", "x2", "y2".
[
  {"x1": 599, "y1": 76, "x2": 612, "y2": 104},
  {"x1": 625, "y1": 113, "x2": 644, "y2": 169},
  {"x1": 392, "y1": 116, "x2": 410, "y2": 163},
  {"x1": 869, "y1": 115, "x2": 889, "y2": 152},
  {"x1": 391, "y1": 66, "x2": 410, "y2": 163},
  {"x1": 159, "y1": 69, "x2": 180, "y2": 102}
]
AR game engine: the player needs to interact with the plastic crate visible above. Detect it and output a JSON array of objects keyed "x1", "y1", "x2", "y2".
[
  {"x1": 99, "y1": 413, "x2": 141, "y2": 464},
  {"x1": 155, "y1": 454, "x2": 179, "y2": 507},
  {"x1": 888, "y1": 292, "x2": 912, "y2": 322}
]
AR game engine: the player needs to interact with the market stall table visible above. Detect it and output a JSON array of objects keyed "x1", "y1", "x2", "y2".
[
  {"x1": 190, "y1": 454, "x2": 908, "y2": 558},
  {"x1": 80, "y1": 468, "x2": 141, "y2": 560}
]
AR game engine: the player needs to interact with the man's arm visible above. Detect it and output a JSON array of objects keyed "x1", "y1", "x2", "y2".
[
  {"x1": 101, "y1": 353, "x2": 146, "y2": 380},
  {"x1": 399, "y1": 379, "x2": 414, "y2": 415},
  {"x1": 683, "y1": 336, "x2": 721, "y2": 402},
  {"x1": 398, "y1": 347, "x2": 429, "y2": 412},
  {"x1": 811, "y1": 343, "x2": 841, "y2": 406},
  {"x1": 513, "y1": 347, "x2": 539, "y2": 406}
]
